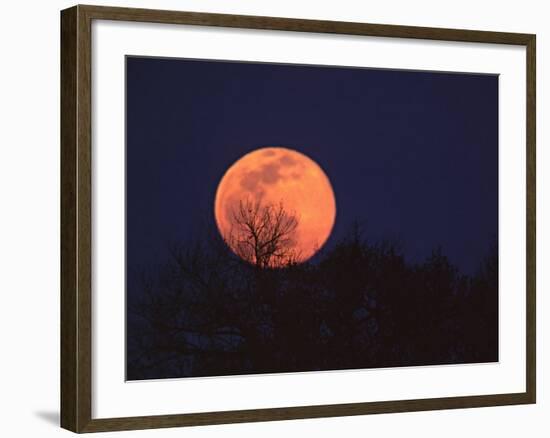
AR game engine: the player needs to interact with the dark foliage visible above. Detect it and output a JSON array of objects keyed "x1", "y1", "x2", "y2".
[{"x1": 127, "y1": 224, "x2": 498, "y2": 380}]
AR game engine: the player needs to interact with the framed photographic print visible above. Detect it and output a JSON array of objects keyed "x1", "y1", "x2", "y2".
[{"x1": 60, "y1": 4, "x2": 536, "y2": 433}]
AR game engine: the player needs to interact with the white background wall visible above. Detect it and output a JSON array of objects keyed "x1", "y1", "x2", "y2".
[{"x1": 0, "y1": 0, "x2": 546, "y2": 436}]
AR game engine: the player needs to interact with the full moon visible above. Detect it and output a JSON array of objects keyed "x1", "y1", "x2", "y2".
[{"x1": 214, "y1": 147, "x2": 336, "y2": 267}]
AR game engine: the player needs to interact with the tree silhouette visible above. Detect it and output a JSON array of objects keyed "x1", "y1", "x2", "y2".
[
  {"x1": 228, "y1": 197, "x2": 300, "y2": 268},
  {"x1": 127, "y1": 220, "x2": 498, "y2": 380}
]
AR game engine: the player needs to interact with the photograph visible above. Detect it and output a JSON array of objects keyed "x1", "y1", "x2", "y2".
[
  {"x1": 0, "y1": 0, "x2": 541, "y2": 435},
  {"x1": 125, "y1": 56, "x2": 499, "y2": 381}
]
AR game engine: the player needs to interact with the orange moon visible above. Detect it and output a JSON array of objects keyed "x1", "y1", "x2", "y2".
[{"x1": 214, "y1": 147, "x2": 336, "y2": 265}]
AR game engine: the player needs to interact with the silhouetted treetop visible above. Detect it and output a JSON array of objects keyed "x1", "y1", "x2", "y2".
[
  {"x1": 127, "y1": 220, "x2": 498, "y2": 380},
  {"x1": 228, "y1": 197, "x2": 300, "y2": 268}
]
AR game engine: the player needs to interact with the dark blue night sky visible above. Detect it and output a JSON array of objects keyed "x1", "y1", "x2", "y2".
[{"x1": 126, "y1": 56, "x2": 498, "y2": 276}]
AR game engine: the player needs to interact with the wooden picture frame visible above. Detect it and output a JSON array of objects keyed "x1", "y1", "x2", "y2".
[{"x1": 61, "y1": 4, "x2": 536, "y2": 433}]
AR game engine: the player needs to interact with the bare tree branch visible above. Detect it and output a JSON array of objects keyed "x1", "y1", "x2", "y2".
[{"x1": 228, "y1": 197, "x2": 300, "y2": 268}]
